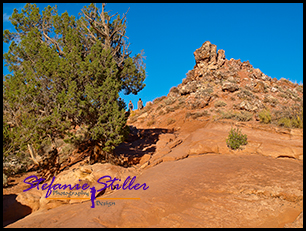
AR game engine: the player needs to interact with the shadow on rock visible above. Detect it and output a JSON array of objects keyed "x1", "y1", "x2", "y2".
[
  {"x1": 114, "y1": 126, "x2": 173, "y2": 164},
  {"x1": 3, "y1": 194, "x2": 32, "y2": 227}
]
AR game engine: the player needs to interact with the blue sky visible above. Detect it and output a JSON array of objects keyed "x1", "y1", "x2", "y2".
[{"x1": 3, "y1": 3, "x2": 303, "y2": 108}]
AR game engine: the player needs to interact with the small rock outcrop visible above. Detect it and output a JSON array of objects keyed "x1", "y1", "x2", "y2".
[
  {"x1": 192, "y1": 41, "x2": 226, "y2": 78},
  {"x1": 193, "y1": 41, "x2": 226, "y2": 72},
  {"x1": 222, "y1": 81, "x2": 239, "y2": 92}
]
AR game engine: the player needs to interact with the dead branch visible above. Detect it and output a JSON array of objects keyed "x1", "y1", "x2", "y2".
[
  {"x1": 42, "y1": 31, "x2": 66, "y2": 57},
  {"x1": 81, "y1": 3, "x2": 131, "y2": 63},
  {"x1": 27, "y1": 144, "x2": 42, "y2": 166}
]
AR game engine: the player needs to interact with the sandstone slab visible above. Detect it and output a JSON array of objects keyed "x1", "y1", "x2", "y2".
[{"x1": 7, "y1": 154, "x2": 303, "y2": 228}]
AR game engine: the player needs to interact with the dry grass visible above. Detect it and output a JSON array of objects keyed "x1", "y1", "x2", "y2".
[
  {"x1": 185, "y1": 111, "x2": 209, "y2": 119},
  {"x1": 167, "y1": 118, "x2": 176, "y2": 125},
  {"x1": 146, "y1": 120, "x2": 155, "y2": 126}
]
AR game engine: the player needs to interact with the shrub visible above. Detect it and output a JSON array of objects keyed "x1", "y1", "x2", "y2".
[
  {"x1": 267, "y1": 96, "x2": 278, "y2": 105},
  {"x1": 141, "y1": 104, "x2": 152, "y2": 113},
  {"x1": 277, "y1": 113, "x2": 303, "y2": 128},
  {"x1": 272, "y1": 106, "x2": 303, "y2": 128},
  {"x1": 219, "y1": 110, "x2": 252, "y2": 122},
  {"x1": 185, "y1": 111, "x2": 209, "y2": 119},
  {"x1": 258, "y1": 109, "x2": 272, "y2": 124},
  {"x1": 164, "y1": 97, "x2": 176, "y2": 106},
  {"x1": 291, "y1": 115, "x2": 303, "y2": 128},
  {"x1": 129, "y1": 116, "x2": 138, "y2": 123},
  {"x1": 277, "y1": 118, "x2": 292, "y2": 128},
  {"x1": 165, "y1": 106, "x2": 175, "y2": 113},
  {"x1": 188, "y1": 101, "x2": 201, "y2": 110},
  {"x1": 204, "y1": 87, "x2": 214, "y2": 94},
  {"x1": 286, "y1": 89, "x2": 299, "y2": 99},
  {"x1": 158, "y1": 110, "x2": 165, "y2": 116},
  {"x1": 146, "y1": 120, "x2": 155, "y2": 126},
  {"x1": 129, "y1": 110, "x2": 137, "y2": 117},
  {"x1": 214, "y1": 100, "x2": 227, "y2": 108},
  {"x1": 296, "y1": 85, "x2": 303, "y2": 93},
  {"x1": 153, "y1": 96, "x2": 166, "y2": 104},
  {"x1": 155, "y1": 103, "x2": 164, "y2": 111},
  {"x1": 278, "y1": 93, "x2": 289, "y2": 99},
  {"x1": 172, "y1": 102, "x2": 183, "y2": 110},
  {"x1": 279, "y1": 78, "x2": 292, "y2": 84},
  {"x1": 167, "y1": 118, "x2": 176, "y2": 125},
  {"x1": 169, "y1": 86, "x2": 180, "y2": 95},
  {"x1": 235, "y1": 111, "x2": 253, "y2": 122},
  {"x1": 220, "y1": 110, "x2": 236, "y2": 120},
  {"x1": 226, "y1": 127, "x2": 248, "y2": 150},
  {"x1": 237, "y1": 89, "x2": 254, "y2": 100}
]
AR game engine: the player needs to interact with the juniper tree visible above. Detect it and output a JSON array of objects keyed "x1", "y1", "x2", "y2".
[{"x1": 3, "y1": 3, "x2": 146, "y2": 164}]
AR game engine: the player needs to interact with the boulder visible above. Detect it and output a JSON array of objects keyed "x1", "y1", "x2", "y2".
[
  {"x1": 239, "y1": 100, "x2": 258, "y2": 112},
  {"x1": 193, "y1": 41, "x2": 226, "y2": 72},
  {"x1": 252, "y1": 68, "x2": 263, "y2": 79},
  {"x1": 179, "y1": 81, "x2": 198, "y2": 95},
  {"x1": 138, "y1": 154, "x2": 151, "y2": 166},
  {"x1": 222, "y1": 81, "x2": 239, "y2": 92},
  {"x1": 194, "y1": 41, "x2": 217, "y2": 64},
  {"x1": 217, "y1": 49, "x2": 226, "y2": 67},
  {"x1": 270, "y1": 87, "x2": 278, "y2": 93},
  {"x1": 253, "y1": 81, "x2": 265, "y2": 93},
  {"x1": 167, "y1": 86, "x2": 180, "y2": 98},
  {"x1": 186, "y1": 94, "x2": 211, "y2": 109}
]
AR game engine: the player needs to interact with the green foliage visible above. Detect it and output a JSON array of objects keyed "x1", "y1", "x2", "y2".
[
  {"x1": 214, "y1": 100, "x2": 227, "y2": 108},
  {"x1": 258, "y1": 109, "x2": 272, "y2": 124},
  {"x1": 165, "y1": 106, "x2": 175, "y2": 113},
  {"x1": 226, "y1": 127, "x2": 248, "y2": 150},
  {"x1": 271, "y1": 105, "x2": 303, "y2": 129},
  {"x1": 185, "y1": 111, "x2": 209, "y2": 119},
  {"x1": 296, "y1": 85, "x2": 303, "y2": 93},
  {"x1": 3, "y1": 3, "x2": 146, "y2": 164},
  {"x1": 128, "y1": 116, "x2": 138, "y2": 123},
  {"x1": 204, "y1": 87, "x2": 214, "y2": 94},
  {"x1": 220, "y1": 110, "x2": 252, "y2": 122},
  {"x1": 277, "y1": 109, "x2": 303, "y2": 128},
  {"x1": 236, "y1": 111, "x2": 253, "y2": 122},
  {"x1": 277, "y1": 93, "x2": 289, "y2": 99},
  {"x1": 237, "y1": 89, "x2": 254, "y2": 100}
]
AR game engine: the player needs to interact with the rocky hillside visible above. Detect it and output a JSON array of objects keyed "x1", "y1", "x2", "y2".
[
  {"x1": 128, "y1": 41, "x2": 303, "y2": 130},
  {"x1": 4, "y1": 41, "x2": 303, "y2": 228}
]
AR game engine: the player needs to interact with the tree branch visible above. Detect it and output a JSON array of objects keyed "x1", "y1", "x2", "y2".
[
  {"x1": 80, "y1": 20, "x2": 97, "y2": 42},
  {"x1": 42, "y1": 31, "x2": 66, "y2": 56},
  {"x1": 99, "y1": 3, "x2": 110, "y2": 48}
]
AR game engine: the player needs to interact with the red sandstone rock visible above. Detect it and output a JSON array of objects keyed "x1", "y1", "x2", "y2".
[
  {"x1": 6, "y1": 153, "x2": 303, "y2": 228},
  {"x1": 4, "y1": 41, "x2": 303, "y2": 228}
]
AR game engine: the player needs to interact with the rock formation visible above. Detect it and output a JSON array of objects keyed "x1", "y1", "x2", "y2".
[{"x1": 193, "y1": 41, "x2": 226, "y2": 73}]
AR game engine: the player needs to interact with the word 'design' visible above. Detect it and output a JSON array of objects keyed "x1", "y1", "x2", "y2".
[{"x1": 23, "y1": 175, "x2": 149, "y2": 208}]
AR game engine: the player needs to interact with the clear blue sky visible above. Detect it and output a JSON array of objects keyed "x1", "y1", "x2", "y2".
[{"x1": 3, "y1": 3, "x2": 303, "y2": 108}]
